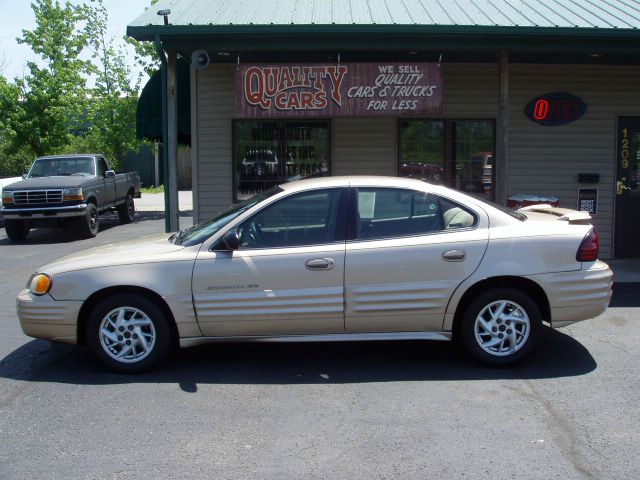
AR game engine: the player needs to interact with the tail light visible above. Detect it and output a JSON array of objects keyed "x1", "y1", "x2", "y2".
[{"x1": 576, "y1": 229, "x2": 599, "y2": 262}]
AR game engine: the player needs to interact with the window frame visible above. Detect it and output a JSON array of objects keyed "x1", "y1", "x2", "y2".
[
  {"x1": 347, "y1": 187, "x2": 479, "y2": 242},
  {"x1": 231, "y1": 119, "x2": 332, "y2": 204},
  {"x1": 397, "y1": 118, "x2": 496, "y2": 202},
  {"x1": 231, "y1": 187, "x2": 349, "y2": 250}
]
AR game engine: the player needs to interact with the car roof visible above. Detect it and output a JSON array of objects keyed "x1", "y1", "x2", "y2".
[
  {"x1": 277, "y1": 175, "x2": 521, "y2": 227},
  {"x1": 36, "y1": 154, "x2": 104, "y2": 159},
  {"x1": 279, "y1": 175, "x2": 435, "y2": 192}
]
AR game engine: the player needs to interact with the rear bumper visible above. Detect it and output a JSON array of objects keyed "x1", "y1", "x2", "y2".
[
  {"x1": 526, "y1": 260, "x2": 613, "y2": 328},
  {"x1": 16, "y1": 289, "x2": 81, "y2": 344},
  {"x1": 2, "y1": 204, "x2": 87, "y2": 220}
]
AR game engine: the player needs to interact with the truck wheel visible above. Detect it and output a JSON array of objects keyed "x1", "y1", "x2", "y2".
[
  {"x1": 77, "y1": 203, "x2": 99, "y2": 238},
  {"x1": 459, "y1": 288, "x2": 542, "y2": 366},
  {"x1": 4, "y1": 219, "x2": 31, "y2": 241},
  {"x1": 117, "y1": 194, "x2": 135, "y2": 224},
  {"x1": 85, "y1": 293, "x2": 172, "y2": 372}
]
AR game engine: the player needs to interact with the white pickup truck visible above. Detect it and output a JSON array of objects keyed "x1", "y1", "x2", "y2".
[{"x1": 1, "y1": 154, "x2": 141, "y2": 241}]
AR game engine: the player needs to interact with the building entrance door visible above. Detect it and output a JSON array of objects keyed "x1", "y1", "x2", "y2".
[
  {"x1": 399, "y1": 119, "x2": 495, "y2": 201},
  {"x1": 615, "y1": 117, "x2": 640, "y2": 258}
]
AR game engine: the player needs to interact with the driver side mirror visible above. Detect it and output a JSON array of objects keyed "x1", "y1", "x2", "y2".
[
  {"x1": 222, "y1": 230, "x2": 241, "y2": 251},
  {"x1": 105, "y1": 170, "x2": 116, "y2": 178}
]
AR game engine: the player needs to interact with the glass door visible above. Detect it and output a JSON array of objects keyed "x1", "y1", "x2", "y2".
[
  {"x1": 451, "y1": 120, "x2": 495, "y2": 201},
  {"x1": 398, "y1": 120, "x2": 445, "y2": 184},
  {"x1": 399, "y1": 119, "x2": 495, "y2": 201},
  {"x1": 615, "y1": 117, "x2": 640, "y2": 257}
]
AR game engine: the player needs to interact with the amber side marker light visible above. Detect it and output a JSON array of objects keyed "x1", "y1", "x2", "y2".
[
  {"x1": 29, "y1": 273, "x2": 52, "y2": 295},
  {"x1": 576, "y1": 229, "x2": 599, "y2": 262}
]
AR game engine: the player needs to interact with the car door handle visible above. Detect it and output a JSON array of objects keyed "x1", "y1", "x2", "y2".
[
  {"x1": 442, "y1": 249, "x2": 466, "y2": 262},
  {"x1": 305, "y1": 258, "x2": 335, "y2": 270}
]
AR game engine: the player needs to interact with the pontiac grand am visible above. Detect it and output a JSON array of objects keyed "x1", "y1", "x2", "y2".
[{"x1": 16, "y1": 176, "x2": 612, "y2": 372}]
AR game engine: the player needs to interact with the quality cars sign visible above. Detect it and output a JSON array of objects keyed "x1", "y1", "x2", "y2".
[{"x1": 236, "y1": 63, "x2": 442, "y2": 117}]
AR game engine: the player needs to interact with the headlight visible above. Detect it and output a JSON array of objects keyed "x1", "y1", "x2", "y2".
[
  {"x1": 63, "y1": 188, "x2": 84, "y2": 201},
  {"x1": 2, "y1": 191, "x2": 13, "y2": 204},
  {"x1": 28, "y1": 273, "x2": 52, "y2": 295}
]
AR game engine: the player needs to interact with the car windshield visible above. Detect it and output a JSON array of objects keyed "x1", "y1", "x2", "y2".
[
  {"x1": 172, "y1": 187, "x2": 283, "y2": 246},
  {"x1": 28, "y1": 157, "x2": 95, "y2": 177}
]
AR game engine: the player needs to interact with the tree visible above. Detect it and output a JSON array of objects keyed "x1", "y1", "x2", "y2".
[
  {"x1": 11, "y1": 0, "x2": 92, "y2": 157},
  {"x1": 0, "y1": 77, "x2": 33, "y2": 175},
  {"x1": 64, "y1": 0, "x2": 142, "y2": 170}
]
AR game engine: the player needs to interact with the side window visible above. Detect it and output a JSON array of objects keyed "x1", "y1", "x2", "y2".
[
  {"x1": 356, "y1": 188, "x2": 443, "y2": 239},
  {"x1": 440, "y1": 197, "x2": 477, "y2": 230},
  {"x1": 96, "y1": 159, "x2": 106, "y2": 177},
  {"x1": 237, "y1": 188, "x2": 343, "y2": 248}
]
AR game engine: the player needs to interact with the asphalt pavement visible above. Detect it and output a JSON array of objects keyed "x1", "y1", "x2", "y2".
[{"x1": 0, "y1": 209, "x2": 639, "y2": 479}]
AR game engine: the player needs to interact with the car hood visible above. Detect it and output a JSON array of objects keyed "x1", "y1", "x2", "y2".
[
  {"x1": 40, "y1": 234, "x2": 188, "y2": 275},
  {"x1": 3, "y1": 176, "x2": 93, "y2": 191}
]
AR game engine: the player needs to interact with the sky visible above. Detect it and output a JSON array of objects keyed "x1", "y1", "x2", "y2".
[{"x1": 0, "y1": 0, "x2": 153, "y2": 81}]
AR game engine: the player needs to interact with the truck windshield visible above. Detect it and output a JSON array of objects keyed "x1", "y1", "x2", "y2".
[
  {"x1": 172, "y1": 187, "x2": 283, "y2": 246},
  {"x1": 28, "y1": 157, "x2": 95, "y2": 177}
]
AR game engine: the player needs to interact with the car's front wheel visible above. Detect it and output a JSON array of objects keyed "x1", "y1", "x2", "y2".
[
  {"x1": 4, "y1": 219, "x2": 31, "y2": 241},
  {"x1": 460, "y1": 288, "x2": 542, "y2": 366},
  {"x1": 86, "y1": 294, "x2": 172, "y2": 373}
]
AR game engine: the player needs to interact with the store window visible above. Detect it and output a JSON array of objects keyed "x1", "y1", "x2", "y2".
[
  {"x1": 399, "y1": 119, "x2": 495, "y2": 200},
  {"x1": 234, "y1": 120, "x2": 330, "y2": 201}
]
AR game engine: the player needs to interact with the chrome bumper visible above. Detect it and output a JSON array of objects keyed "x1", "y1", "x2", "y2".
[{"x1": 2, "y1": 204, "x2": 87, "y2": 219}]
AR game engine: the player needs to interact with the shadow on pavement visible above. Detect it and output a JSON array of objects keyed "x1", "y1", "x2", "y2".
[
  {"x1": 0, "y1": 211, "x2": 192, "y2": 245},
  {"x1": 610, "y1": 283, "x2": 640, "y2": 308},
  {"x1": 0, "y1": 327, "x2": 596, "y2": 391}
]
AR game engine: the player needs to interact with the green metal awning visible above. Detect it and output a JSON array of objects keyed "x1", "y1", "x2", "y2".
[
  {"x1": 128, "y1": 0, "x2": 640, "y2": 29},
  {"x1": 127, "y1": 0, "x2": 640, "y2": 64},
  {"x1": 136, "y1": 56, "x2": 191, "y2": 144}
]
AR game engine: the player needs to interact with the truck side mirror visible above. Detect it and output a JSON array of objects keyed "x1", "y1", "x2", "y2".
[
  {"x1": 222, "y1": 230, "x2": 241, "y2": 251},
  {"x1": 105, "y1": 170, "x2": 115, "y2": 178}
]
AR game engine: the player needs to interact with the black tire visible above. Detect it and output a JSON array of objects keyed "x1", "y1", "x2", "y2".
[
  {"x1": 117, "y1": 194, "x2": 135, "y2": 224},
  {"x1": 76, "y1": 203, "x2": 99, "y2": 238},
  {"x1": 86, "y1": 293, "x2": 173, "y2": 373},
  {"x1": 4, "y1": 219, "x2": 30, "y2": 241},
  {"x1": 460, "y1": 288, "x2": 542, "y2": 366}
]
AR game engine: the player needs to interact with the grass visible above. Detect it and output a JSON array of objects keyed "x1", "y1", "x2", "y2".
[{"x1": 140, "y1": 185, "x2": 164, "y2": 194}]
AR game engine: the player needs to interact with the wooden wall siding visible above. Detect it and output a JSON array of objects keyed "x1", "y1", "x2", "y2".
[
  {"x1": 441, "y1": 63, "x2": 499, "y2": 117},
  {"x1": 508, "y1": 65, "x2": 640, "y2": 259},
  {"x1": 332, "y1": 118, "x2": 397, "y2": 176},
  {"x1": 195, "y1": 64, "x2": 235, "y2": 222}
]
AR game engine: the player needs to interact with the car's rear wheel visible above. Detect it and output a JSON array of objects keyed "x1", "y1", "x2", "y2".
[
  {"x1": 76, "y1": 203, "x2": 99, "y2": 238},
  {"x1": 4, "y1": 219, "x2": 31, "y2": 241},
  {"x1": 460, "y1": 288, "x2": 541, "y2": 366},
  {"x1": 86, "y1": 294, "x2": 172, "y2": 373},
  {"x1": 117, "y1": 194, "x2": 135, "y2": 224}
]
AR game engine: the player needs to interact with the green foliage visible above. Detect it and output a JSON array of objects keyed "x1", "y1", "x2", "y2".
[
  {"x1": 0, "y1": 0, "x2": 158, "y2": 176},
  {"x1": 77, "y1": 0, "x2": 144, "y2": 171},
  {"x1": 13, "y1": 0, "x2": 92, "y2": 156},
  {"x1": 140, "y1": 185, "x2": 164, "y2": 194}
]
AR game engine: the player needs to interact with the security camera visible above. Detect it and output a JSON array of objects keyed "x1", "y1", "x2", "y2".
[{"x1": 192, "y1": 50, "x2": 210, "y2": 70}]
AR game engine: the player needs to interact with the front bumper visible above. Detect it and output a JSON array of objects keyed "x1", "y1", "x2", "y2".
[
  {"x1": 16, "y1": 289, "x2": 82, "y2": 344},
  {"x1": 526, "y1": 260, "x2": 613, "y2": 328},
  {"x1": 2, "y1": 204, "x2": 87, "y2": 220}
]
